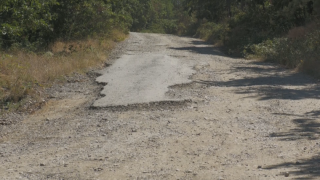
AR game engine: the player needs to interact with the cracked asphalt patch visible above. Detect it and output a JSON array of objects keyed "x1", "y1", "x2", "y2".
[{"x1": 94, "y1": 53, "x2": 194, "y2": 107}]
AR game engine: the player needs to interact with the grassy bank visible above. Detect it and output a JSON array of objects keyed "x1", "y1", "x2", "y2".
[{"x1": 0, "y1": 30, "x2": 127, "y2": 111}]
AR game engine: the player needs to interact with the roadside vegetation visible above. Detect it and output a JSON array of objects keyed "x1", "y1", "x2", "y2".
[
  {"x1": 1, "y1": 0, "x2": 319, "y2": 111},
  {"x1": 0, "y1": 0, "x2": 196, "y2": 111},
  {"x1": 184, "y1": 0, "x2": 320, "y2": 78},
  {"x1": 0, "y1": 0, "x2": 131, "y2": 111},
  {"x1": 0, "y1": 30, "x2": 126, "y2": 110}
]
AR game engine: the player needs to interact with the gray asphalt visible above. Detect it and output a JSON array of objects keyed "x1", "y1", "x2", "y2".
[{"x1": 93, "y1": 33, "x2": 195, "y2": 107}]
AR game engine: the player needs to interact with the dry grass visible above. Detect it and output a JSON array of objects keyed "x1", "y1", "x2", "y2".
[{"x1": 0, "y1": 30, "x2": 127, "y2": 110}]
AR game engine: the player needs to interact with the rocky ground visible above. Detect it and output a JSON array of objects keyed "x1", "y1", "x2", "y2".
[{"x1": 1, "y1": 33, "x2": 320, "y2": 180}]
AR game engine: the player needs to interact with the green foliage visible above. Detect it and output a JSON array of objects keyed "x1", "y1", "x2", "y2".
[
  {"x1": 139, "y1": 0, "x2": 188, "y2": 34},
  {"x1": 2, "y1": 0, "x2": 319, "y2": 77},
  {"x1": 0, "y1": 0, "x2": 58, "y2": 49},
  {"x1": 183, "y1": 0, "x2": 319, "y2": 56},
  {"x1": 129, "y1": 0, "x2": 152, "y2": 31},
  {"x1": 128, "y1": 0, "x2": 195, "y2": 35},
  {"x1": 52, "y1": 0, "x2": 129, "y2": 40},
  {"x1": 250, "y1": 27, "x2": 320, "y2": 69},
  {"x1": 0, "y1": 0, "x2": 194, "y2": 49},
  {"x1": 195, "y1": 22, "x2": 228, "y2": 44},
  {"x1": 0, "y1": 0, "x2": 146, "y2": 50},
  {"x1": 185, "y1": 0, "x2": 226, "y2": 22},
  {"x1": 182, "y1": 0, "x2": 320, "y2": 78},
  {"x1": 225, "y1": 7, "x2": 281, "y2": 55}
]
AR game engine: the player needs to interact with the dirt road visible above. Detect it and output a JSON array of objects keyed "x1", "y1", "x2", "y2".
[
  {"x1": 1, "y1": 33, "x2": 320, "y2": 180},
  {"x1": 93, "y1": 33, "x2": 195, "y2": 107}
]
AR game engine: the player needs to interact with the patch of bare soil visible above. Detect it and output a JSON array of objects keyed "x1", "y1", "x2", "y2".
[{"x1": 1, "y1": 33, "x2": 320, "y2": 180}]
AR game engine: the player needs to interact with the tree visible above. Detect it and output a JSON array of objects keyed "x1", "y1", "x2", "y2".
[{"x1": 0, "y1": 0, "x2": 58, "y2": 49}]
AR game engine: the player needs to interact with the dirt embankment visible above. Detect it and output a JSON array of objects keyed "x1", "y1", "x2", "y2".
[{"x1": 1, "y1": 33, "x2": 320, "y2": 180}]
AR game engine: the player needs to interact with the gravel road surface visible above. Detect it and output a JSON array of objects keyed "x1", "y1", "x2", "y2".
[{"x1": 1, "y1": 32, "x2": 320, "y2": 180}]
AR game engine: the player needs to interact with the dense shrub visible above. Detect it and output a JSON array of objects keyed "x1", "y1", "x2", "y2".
[
  {"x1": 182, "y1": 0, "x2": 320, "y2": 78},
  {"x1": 249, "y1": 25, "x2": 320, "y2": 76},
  {"x1": 195, "y1": 22, "x2": 228, "y2": 45},
  {"x1": 0, "y1": 0, "x2": 146, "y2": 51},
  {"x1": 139, "y1": 0, "x2": 194, "y2": 35},
  {"x1": 0, "y1": 0, "x2": 58, "y2": 50},
  {"x1": 184, "y1": 0, "x2": 320, "y2": 56},
  {"x1": 0, "y1": 0, "x2": 194, "y2": 50}
]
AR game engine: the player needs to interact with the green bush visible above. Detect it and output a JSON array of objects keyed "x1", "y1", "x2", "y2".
[
  {"x1": 195, "y1": 22, "x2": 228, "y2": 45},
  {"x1": 0, "y1": 0, "x2": 59, "y2": 50},
  {"x1": 0, "y1": 0, "x2": 142, "y2": 51},
  {"x1": 185, "y1": 0, "x2": 319, "y2": 56},
  {"x1": 250, "y1": 28, "x2": 320, "y2": 69}
]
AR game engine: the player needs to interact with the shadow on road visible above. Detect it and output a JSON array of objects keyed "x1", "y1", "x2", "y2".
[
  {"x1": 270, "y1": 111, "x2": 320, "y2": 141},
  {"x1": 174, "y1": 37, "x2": 320, "y2": 180},
  {"x1": 196, "y1": 78, "x2": 319, "y2": 101},
  {"x1": 195, "y1": 61, "x2": 320, "y2": 101},
  {"x1": 265, "y1": 105, "x2": 320, "y2": 179},
  {"x1": 194, "y1": 59, "x2": 320, "y2": 179},
  {"x1": 190, "y1": 40, "x2": 212, "y2": 45},
  {"x1": 306, "y1": 110, "x2": 320, "y2": 117},
  {"x1": 264, "y1": 154, "x2": 320, "y2": 180},
  {"x1": 170, "y1": 46, "x2": 225, "y2": 56},
  {"x1": 169, "y1": 39, "x2": 229, "y2": 57}
]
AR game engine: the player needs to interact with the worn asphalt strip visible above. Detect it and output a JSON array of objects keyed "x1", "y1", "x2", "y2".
[{"x1": 93, "y1": 53, "x2": 195, "y2": 107}]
